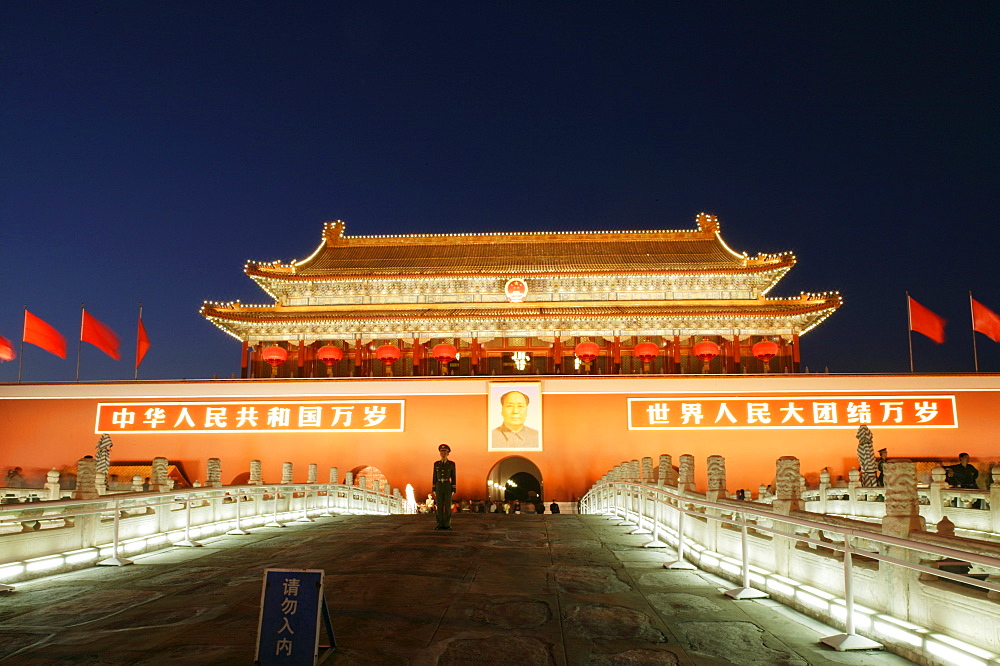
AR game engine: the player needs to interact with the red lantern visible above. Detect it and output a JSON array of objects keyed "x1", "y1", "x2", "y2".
[
  {"x1": 692, "y1": 341, "x2": 720, "y2": 362},
  {"x1": 432, "y1": 343, "x2": 458, "y2": 364},
  {"x1": 317, "y1": 345, "x2": 343, "y2": 366},
  {"x1": 574, "y1": 341, "x2": 600, "y2": 363},
  {"x1": 752, "y1": 340, "x2": 779, "y2": 362},
  {"x1": 262, "y1": 346, "x2": 287, "y2": 367},
  {"x1": 634, "y1": 342, "x2": 659, "y2": 363},
  {"x1": 375, "y1": 345, "x2": 401, "y2": 363}
]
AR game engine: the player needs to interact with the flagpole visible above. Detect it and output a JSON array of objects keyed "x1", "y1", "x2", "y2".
[
  {"x1": 906, "y1": 292, "x2": 914, "y2": 372},
  {"x1": 135, "y1": 302, "x2": 143, "y2": 381},
  {"x1": 76, "y1": 304, "x2": 85, "y2": 382},
  {"x1": 18, "y1": 306, "x2": 26, "y2": 383},
  {"x1": 970, "y1": 291, "x2": 980, "y2": 373}
]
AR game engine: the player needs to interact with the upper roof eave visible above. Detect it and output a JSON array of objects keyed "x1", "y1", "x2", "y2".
[{"x1": 243, "y1": 213, "x2": 796, "y2": 279}]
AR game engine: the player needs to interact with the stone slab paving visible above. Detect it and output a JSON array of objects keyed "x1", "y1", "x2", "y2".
[{"x1": 0, "y1": 513, "x2": 915, "y2": 665}]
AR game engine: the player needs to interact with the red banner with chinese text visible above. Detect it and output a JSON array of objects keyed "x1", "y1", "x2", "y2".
[
  {"x1": 96, "y1": 400, "x2": 405, "y2": 433},
  {"x1": 628, "y1": 395, "x2": 957, "y2": 430}
]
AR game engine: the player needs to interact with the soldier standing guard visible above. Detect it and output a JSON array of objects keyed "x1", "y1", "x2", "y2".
[{"x1": 433, "y1": 444, "x2": 456, "y2": 530}]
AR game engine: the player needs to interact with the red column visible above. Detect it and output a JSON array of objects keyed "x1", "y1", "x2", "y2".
[
  {"x1": 792, "y1": 333, "x2": 801, "y2": 373},
  {"x1": 732, "y1": 333, "x2": 741, "y2": 373}
]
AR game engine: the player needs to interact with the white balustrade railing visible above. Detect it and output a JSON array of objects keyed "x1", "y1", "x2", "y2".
[
  {"x1": 0, "y1": 483, "x2": 403, "y2": 587},
  {"x1": 582, "y1": 481, "x2": 1000, "y2": 664}
]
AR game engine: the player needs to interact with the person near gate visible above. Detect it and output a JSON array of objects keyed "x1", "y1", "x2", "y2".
[{"x1": 433, "y1": 444, "x2": 457, "y2": 530}]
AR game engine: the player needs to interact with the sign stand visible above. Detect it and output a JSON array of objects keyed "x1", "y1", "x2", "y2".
[{"x1": 254, "y1": 568, "x2": 336, "y2": 665}]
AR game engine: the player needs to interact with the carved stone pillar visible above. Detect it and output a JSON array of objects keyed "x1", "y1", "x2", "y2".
[
  {"x1": 656, "y1": 454, "x2": 670, "y2": 485},
  {"x1": 706, "y1": 455, "x2": 727, "y2": 501},
  {"x1": 207, "y1": 458, "x2": 222, "y2": 488},
  {"x1": 772, "y1": 456, "x2": 801, "y2": 515},
  {"x1": 344, "y1": 472, "x2": 354, "y2": 486},
  {"x1": 94, "y1": 472, "x2": 107, "y2": 496},
  {"x1": 249, "y1": 460, "x2": 263, "y2": 485},
  {"x1": 151, "y1": 457, "x2": 169, "y2": 492},
  {"x1": 281, "y1": 462, "x2": 293, "y2": 484},
  {"x1": 75, "y1": 457, "x2": 98, "y2": 500},
  {"x1": 991, "y1": 467, "x2": 1000, "y2": 534},
  {"x1": 677, "y1": 454, "x2": 696, "y2": 492},
  {"x1": 640, "y1": 457, "x2": 653, "y2": 484},
  {"x1": 329, "y1": 467, "x2": 339, "y2": 484},
  {"x1": 308, "y1": 464, "x2": 318, "y2": 484},
  {"x1": 882, "y1": 459, "x2": 924, "y2": 538},
  {"x1": 928, "y1": 465, "x2": 948, "y2": 525}
]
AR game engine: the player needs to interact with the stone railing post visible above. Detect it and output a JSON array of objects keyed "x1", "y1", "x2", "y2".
[
  {"x1": 358, "y1": 475, "x2": 367, "y2": 490},
  {"x1": 75, "y1": 457, "x2": 99, "y2": 500},
  {"x1": 677, "y1": 454, "x2": 696, "y2": 493},
  {"x1": 640, "y1": 457, "x2": 653, "y2": 485},
  {"x1": 772, "y1": 456, "x2": 802, "y2": 516},
  {"x1": 308, "y1": 464, "x2": 318, "y2": 484},
  {"x1": 991, "y1": 468, "x2": 1000, "y2": 534},
  {"x1": 847, "y1": 468, "x2": 861, "y2": 514},
  {"x1": 344, "y1": 472, "x2": 354, "y2": 486},
  {"x1": 928, "y1": 465, "x2": 948, "y2": 525},
  {"x1": 281, "y1": 462, "x2": 293, "y2": 484},
  {"x1": 769, "y1": 456, "x2": 801, "y2": 578},
  {"x1": 706, "y1": 455, "x2": 727, "y2": 502},
  {"x1": 207, "y1": 458, "x2": 222, "y2": 488},
  {"x1": 95, "y1": 471, "x2": 107, "y2": 496},
  {"x1": 329, "y1": 467, "x2": 339, "y2": 484},
  {"x1": 44, "y1": 468, "x2": 61, "y2": 501},
  {"x1": 818, "y1": 468, "x2": 831, "y2": 514},
  {"x1": 704, "y1": 455, "x2": 727, "y2": 550},
  {"x1": 250, "y1": 460, "x2": 263, "y2": 485},
  {"x1": 132, "y1": 475, "x2": 143, "y2": 492},
  {"x1": 657, "y1": 454, "x2": 673, "y2": 486},
  {"x1": 881, "y1": 459, "x2": 924, "y2": 619},
  {"x1": 882, "y1": 460, "x2": 924, "y2": 538},
  {"x1": 152, "y1": 457, "x2": 169, "y2": 492}
]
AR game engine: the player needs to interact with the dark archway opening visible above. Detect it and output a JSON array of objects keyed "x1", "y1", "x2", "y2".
[{"x1": 504, "y1": 471, "x2": 542, "y2": 503}]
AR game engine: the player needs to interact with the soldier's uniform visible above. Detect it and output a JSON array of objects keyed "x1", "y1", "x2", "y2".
[{"x1": 433, "y1": 450, "x2": 456, "y2": 530}]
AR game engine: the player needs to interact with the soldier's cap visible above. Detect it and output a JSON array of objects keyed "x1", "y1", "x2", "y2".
[{"x1": 438, "y1": 444, "x2": 451, "y2": 452}]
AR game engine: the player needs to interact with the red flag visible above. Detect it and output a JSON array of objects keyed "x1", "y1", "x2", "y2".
[
  {"x1": 908, "y1": 297, "x2": 946, "y2": 343},
  {"x1": 0, "y1": 336, "x2": 15, "y2": 361},
  {"x1": 23, "y1": 310, "x2": 67, "y2": 358},
  {"x1": 972, "y1": 298, "x2": 1000, "y2": 343},
  {"x1": 81, "y1": 309, "x2": 121, "y2": 360},
  {"x1": 136, "y1": 316, "x2": 150, "y2": 369}
]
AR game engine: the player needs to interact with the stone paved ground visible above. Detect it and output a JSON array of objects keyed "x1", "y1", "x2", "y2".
[{"x1": 0, "y1": 513, "x2": 914, "y2": 665}]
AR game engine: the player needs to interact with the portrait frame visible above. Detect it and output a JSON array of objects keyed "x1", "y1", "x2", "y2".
[{"x1": 488, "y1": 381, "x2": 543, "y2": 452}]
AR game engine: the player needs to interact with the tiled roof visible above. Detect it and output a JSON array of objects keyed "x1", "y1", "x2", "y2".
[{"x1": 245, "y1": 214, "x2": 794, "y2": 279}]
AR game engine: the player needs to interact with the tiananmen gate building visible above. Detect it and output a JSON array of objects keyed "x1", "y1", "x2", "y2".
[
  {"x1": 200, "y1": 213, "x2": 842, "y2": 378},
  {"x1": 3, "y1": 212, "x2": 997, "y2": 505}
]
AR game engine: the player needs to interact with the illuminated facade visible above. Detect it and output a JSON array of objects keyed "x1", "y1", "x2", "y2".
[{"x1": 201, "y1": 213, "x2": 841, "y2": 378}]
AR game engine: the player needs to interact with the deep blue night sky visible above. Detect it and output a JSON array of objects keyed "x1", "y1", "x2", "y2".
[{"x1": 2, "y1": 3, "x2": 998, "y2": 382}]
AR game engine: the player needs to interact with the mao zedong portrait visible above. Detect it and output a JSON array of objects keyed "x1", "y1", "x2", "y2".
[{"x1": 491, "y1": 390, "x2": 540, "y2": 449}]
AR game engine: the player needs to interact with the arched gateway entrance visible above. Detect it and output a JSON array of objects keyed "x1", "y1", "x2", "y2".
[{"x1": 486, "y1": 456, "x2": 542, "y2": 503}]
